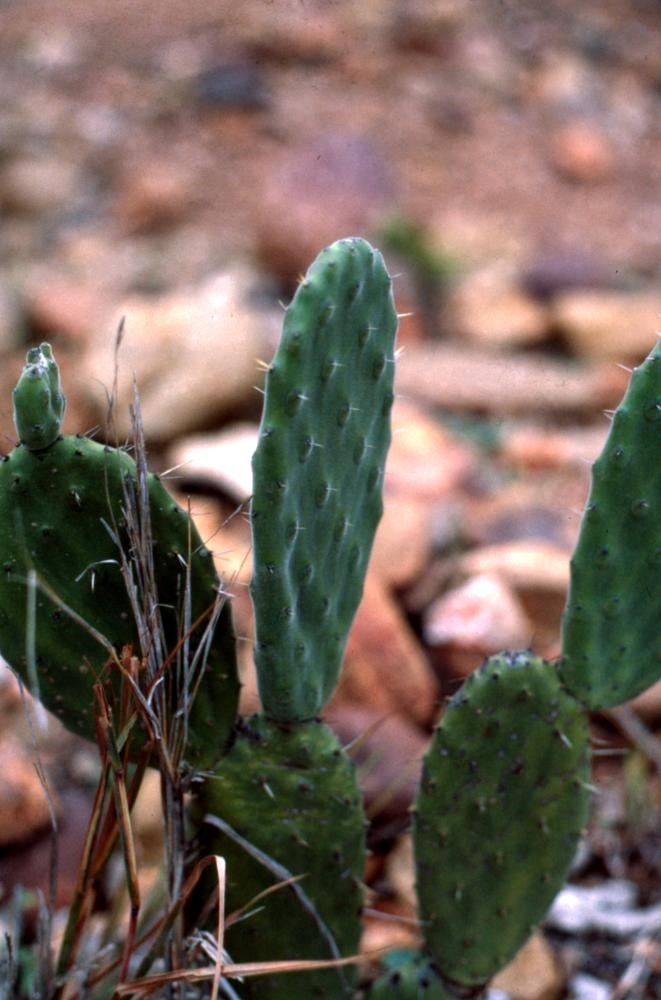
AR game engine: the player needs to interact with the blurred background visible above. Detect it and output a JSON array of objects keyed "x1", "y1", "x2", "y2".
[{"x1": 0, "y1": 1, "x2": 660, "y2": 996}]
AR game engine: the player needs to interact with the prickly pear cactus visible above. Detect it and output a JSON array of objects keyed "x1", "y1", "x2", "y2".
[
  {"x1": 192, "y1": 716, "x2": 365, "y2": 998},
  {"x1": 413, "y1": 652, "x2": 590, "y2": 987},
  {"x1": 12, "y1": 342, "x2": 66, "y2": 450},
  {"x1": 193, "y1": 239, "x2": 398, "y2": 996},
  {"x1": 251, "y1": 237, "x2": 397, "y2": 721},
  {"x1": 0, "y1": 345, "x2": 239, "y2": 767},
  {"x1": 561, "y1": 339, "x2": 661, "y2": 708}
]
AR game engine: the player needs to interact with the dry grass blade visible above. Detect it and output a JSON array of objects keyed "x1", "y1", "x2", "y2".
[{"x1": 113, "y1": 950, "x2": 382, "y2": 998}]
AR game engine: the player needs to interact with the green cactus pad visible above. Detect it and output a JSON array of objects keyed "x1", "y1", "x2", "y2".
[
  {"x1": 368, "y1": 956, "x2": 458, "y2": 999},
  {"x1": 413, "y1": 652, "x2": 590, "y2": 987},
  {"x1": 561, "y1": 340, "x2": 661, "y2": 708},
  {"x1": 0, "y1": 434, "x2": 239, "y2": 767},
  {"x1": 251, "y1": 237, "x2": 397, "y2": 721},
  {"x1": 12, "y1": 343, "x2": 66, "y2": 451},
  {"x1": 191, "y1": 716, "x2": 365, "y2": 997}
]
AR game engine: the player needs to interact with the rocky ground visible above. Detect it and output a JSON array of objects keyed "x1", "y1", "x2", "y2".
[{"x1": 0, "y1": 1, "x2": 660, "y2": 997}]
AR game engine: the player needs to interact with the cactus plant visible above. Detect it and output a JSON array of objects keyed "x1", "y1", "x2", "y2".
[
  {"x1": 367, "y1": 340, "x2": 661, "y2": 998},
  {"x1": 192, "y1": 237, "x2": 398, "y2": 997},
  {"x1": 3, "y1": 243, "x2": 661, "y2": 1000},
  {"x1": 0, "y1": 344, "x2": 239, "y2": 768},
  {"x1": 560, "y1": 343, "x2": 661, "y2": 707}
]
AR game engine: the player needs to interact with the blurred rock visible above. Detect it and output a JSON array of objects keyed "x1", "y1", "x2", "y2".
[
  {"x1": 492, "y1": 931, "x2": 565, "y2": 1000},
  {"x1": 0, "y1": 740, "x2": 55, "y2": 848},
  {"x1": 81, "y1": 268, "x2": 277, "y2": 444},
  {"x1": 390, "y1": 0, "x2": 462, "y2": 57},
  {"x1": 548, "y1": 121, "x2": 615, "y2": 183},
  {"x1": 459, "y1": 540, "x2": 571, "y2": 648},
  {"x1": 360, "y1": 908, "x2": 421, "y2": 977},
  {"x1": 424, "y1": 573, "x2": 533, "y2": 669},
  {"x1": 131, "y1": 767, "x2": 164, "y2": 865},
  {"x1": 327, "y1": 705, "x2": 427, "y2": 842},
  {"x1": 384, "y1": 834, "x2": 416, "y2": 910},
  {"x1": 626, "y1": 678, "x2": 661, "y2": 722},
  {"x1": 335, "y1": 573, "x2": 438, "y2": 728},
  {"x1": 386, "y1": 398, "x2": 476, "y2": 500},
  {"x1": 0, "y1": 788, "x2": 91, "y2": 907},
  {"x1": 553, "y1": 290, "x2": 661, "y2": 361},
  {"x1": 115, "y1": 160, "x2": 194, "y2": 234},
  {"x1": 168, "y1": 423, "x2": 258, "y2": 501},
  {"x1": 255, "y1": 133, "x2": 396, "y2": 286},
  {"x1": 451, "y1": 265, "x2": 550, "y2": 349},
  {"x1": 499, "y1": 423, "x2": 607, "y2": 471},
  {"x1": 369, "y1": 497, "x2": 430, "y2": 590},
  {"x1": 0, "y1": 156, "x2": 84, "y2": 218},
  {"x1": 522, "y1": 248, "x2": 620, "y2": 301},
  {"x1": 194, "y1": 59, "x2": 269, "y2": 110},
  {"x1": 22, "y1": 271, "x2": 111, "y2": 347},
  {"x1": 396, "y1": 344, "x2": 628, "y2": 416}
]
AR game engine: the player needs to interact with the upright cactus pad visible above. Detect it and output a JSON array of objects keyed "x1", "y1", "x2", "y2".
[
  {"x1": 12, "y1": 343, "x2": 66, "y2": 451},
  {"x1": 0, "y1": 346, "x2": 239, "y2": 767},
  {"x1": 192, "y1": 716, "x2": 365, "y2": 998},
  {"x1": 561, "y1": 340, "x2": 661, "y2": 708},
  {"x1": 414, "y1": 652, "x2": 590, "y2": 987},
  {"x1": 251, "y1": 237, "x2": 397, "y2": 721}
]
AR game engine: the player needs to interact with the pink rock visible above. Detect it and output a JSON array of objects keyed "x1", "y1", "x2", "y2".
[
  {"x1": 386, "y1": 398, "x2": 477, "y2": 500},
  {"x1": 326, "y1": 704, "x2": 428, "y2": 842},
  {"x1": 255, "y1": 133, "x2": 396, "y2": 286},
  {"x1": 548, "y1": 121, "x2": 616, "y2": 183},
  {"x1": 424, "y1": 573, "x2": 533, "y2": 655}
]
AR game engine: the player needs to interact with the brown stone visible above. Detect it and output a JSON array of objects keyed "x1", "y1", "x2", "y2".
[
  {"x1": 0, "y1": 740, "x2": 55, "y2": 848},
  {"x1": 369, "y1": 496, "x2": 430, "y2": 590},
  {"x1": 115, "y1": 160, "x2": 193, "y2": 234},
  {"x1": 22, "y1": 271, "x2": 110, "y2": 347},
  {"x1": 548, "y1": 121, "x2": 615, "y2": 184},
  {"x1": 451, "y1": 265, "x2": 550, "y2": 350},
  {"x1": 81, "y1": 268, "x2": 277, "y2": 443},
  {"x1": 386, "y1": 398, "x2": 476, "y2": 500},
  {"x1": 553, "y1": 290, "x2": 661, "y2": 362},
  {"x1": 335, "y1": 573, "x2": 438, "y2": 729},
  {"x1": 492, "y1": 931, "x2": 565, "y2": 1000},
  {"x1": 327, "y1": 705, "x2": 427, "y2": 841},
  {"x1": 395, "y1": 343, "x2": 628, "y2": 416}
]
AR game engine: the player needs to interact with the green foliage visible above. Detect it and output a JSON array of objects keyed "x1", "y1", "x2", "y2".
[
  {"x1": 251, "y1": 237, "x2": 397, "y2": 721},
  {"x1": 192, "y1": 716, "x2": 365, "y2": 998},
  {"x1": 12, "y1": 342, "x2": 66, "y2": 451},
  {"x1": 561, "y1": 339, "x2": 661, "y2": 707},
  {"x1": 0, "y1": 357, "x2": 239, "y2": 768},
  {"x1": 414, "y1": 652, "x2": 590, "y2": 985}
]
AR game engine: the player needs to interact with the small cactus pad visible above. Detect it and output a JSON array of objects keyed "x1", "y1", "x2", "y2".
[
  {"x1": 251, "y1": 237, "x2": 397, "y2": 721},
  {"x1": 0, "y1": 433, "x2": 239, "y2": 767},
  {"x1": 191, "y1": 716, "x2": 365, "y2": 997},
  {"x1": 414, "y1": 652, "x2": 590, "y2": 986},
  {"x1": 368, "y1": 956, "x2": 458, "y2": 999},
  {"x1": 12, "y1": 343, "x2": 66, "y2": 450},
  {"x1": 561, "y1": 340, "x2": 661, "y2": 708}
]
